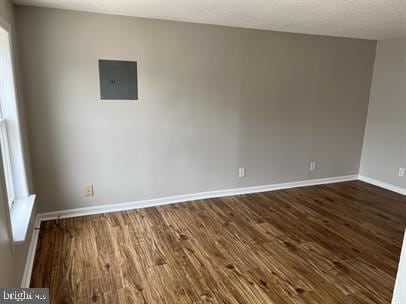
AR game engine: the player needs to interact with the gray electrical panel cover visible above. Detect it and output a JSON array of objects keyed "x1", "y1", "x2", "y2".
[{"x1": 99, "y1": 60, "x2": 138, "y2": 100}]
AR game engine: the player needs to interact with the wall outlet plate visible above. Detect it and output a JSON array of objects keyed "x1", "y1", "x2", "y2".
[
  {"x1": 399, "y1": 168, "x2": 405, "y2": 177},
  {"x1": 84, "y1": 184, "x2": 94, "y2": 197},
  {"x1": 310, "y1": 161, "x2": 317, "y2": 171},
  {"x1": 238, "y1": 168, "x2": 245, "y2": 178}
]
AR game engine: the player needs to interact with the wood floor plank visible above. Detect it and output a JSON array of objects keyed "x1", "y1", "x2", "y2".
[{"x1": 30, "y1": 181, "x2": 406, "y2": 303}]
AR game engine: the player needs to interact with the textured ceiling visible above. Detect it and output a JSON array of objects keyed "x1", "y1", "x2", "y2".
[{"x1": 12, "y1": 0, "x2": 406, "y2": 40}]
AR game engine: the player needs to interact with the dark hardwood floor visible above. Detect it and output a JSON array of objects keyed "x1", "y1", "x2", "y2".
[{"x1": 30, "y1": 181, "x2": 406, "y2": 303}]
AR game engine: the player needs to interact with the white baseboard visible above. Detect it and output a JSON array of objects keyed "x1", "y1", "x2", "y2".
[
  {"x1": 20, "y1": 173, "x2": 405, "y2": 288},
  {"x1": 21, "y1": 215, "x2": 41, "y2": 288},
  {"x1": 358, "y1": 175, "x2": 406, "y2": 196},
  {"x1": 38, "y1": 175, "x2": 358, "y2": 221},
  {"x1": 20, "y1": 174, "x2": 358, "y2": 287}
]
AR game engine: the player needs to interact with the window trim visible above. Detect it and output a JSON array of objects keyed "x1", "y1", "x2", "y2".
[
  {"x1": 0, "y1": 16, "x2": 35, "y2": 243},
  {"x1": 0, "y1": 118, "x2": 15, "y2": 207}
]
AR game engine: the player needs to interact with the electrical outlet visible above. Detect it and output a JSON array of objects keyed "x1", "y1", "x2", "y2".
[
  {"x1": 399, "y1": 168, "x2": 405, "y2": 177},
  {"x1": 84, "y1": 184, "x2": 94, "y2": 197},
  {"x1": 238, "y1": 168, "x2": 245, "y2": 178},
  {"x1": 310, "y1": 161, "x2": 317, "y2": 172}
]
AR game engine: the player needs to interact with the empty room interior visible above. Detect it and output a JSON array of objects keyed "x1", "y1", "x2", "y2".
[{"x1": 0, "y1": 0, "x2": 405, "y2": 303}]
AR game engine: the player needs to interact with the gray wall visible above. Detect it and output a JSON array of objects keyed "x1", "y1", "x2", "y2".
[
  {"x1": 360, "y1": 37, "x2": 406, "y2": 190},
  {"x1": 16, "y1": 6, "x2": 376, "y2": 213},
  {"x1": 0, "y1": 0, "x2": 35, "y2": 288}
]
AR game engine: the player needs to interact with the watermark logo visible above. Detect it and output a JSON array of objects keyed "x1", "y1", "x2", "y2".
[{"x1": 0, "y1": 289, "x2": 48, "y2": 303}]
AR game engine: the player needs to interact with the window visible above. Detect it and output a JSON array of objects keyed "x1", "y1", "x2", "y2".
[
  {"x1": 0, "y1": 114, "x2": 14, "y2": 208},
  {"x1": 0, "y1": 18, "x2": 35, "y2": 243}
]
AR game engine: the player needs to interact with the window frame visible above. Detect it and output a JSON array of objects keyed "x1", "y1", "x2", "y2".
[
  {"x1": 0, "y1": 16, "x2": 35, "y2": 244},
  {"x1": 0, "y1": 117, "x2": 15, "y2": 207}
]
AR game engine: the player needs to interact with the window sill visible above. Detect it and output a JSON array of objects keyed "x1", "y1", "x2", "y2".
[{"x1": 10, "y1": 194, "x2": 36, "y2": 244}]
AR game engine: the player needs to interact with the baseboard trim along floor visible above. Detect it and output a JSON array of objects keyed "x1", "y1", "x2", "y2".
[
  {"x1": 37, "y1": 175, "x2": 359, "y2": 222},
  {"x1": 21, "y1": 173, "x2": 405, "y2": 288},
  {"x1": 358, "y1": 175, "x2": 406, "y2": 196}
]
